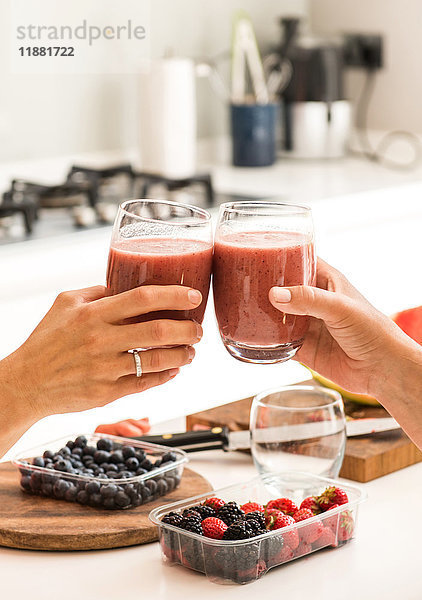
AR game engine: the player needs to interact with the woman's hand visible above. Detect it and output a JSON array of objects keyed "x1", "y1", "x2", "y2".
[
  {"x1": 269, "y1": 258, "x2": 422, "y2": 449},
  {"x1": 0, "y1": 285, "x2": 202, "y2": 455}
]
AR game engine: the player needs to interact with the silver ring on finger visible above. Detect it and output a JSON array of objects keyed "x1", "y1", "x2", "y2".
[{"x1": 132, "y1": 349, "x2": 143, "y2": 378}]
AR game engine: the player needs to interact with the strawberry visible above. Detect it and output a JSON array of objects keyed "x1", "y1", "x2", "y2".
[
  {"x1": 317, "y1": 486, "x2": 348, "y2": 511},
  {"x1": 241, "y1": 501, "x2": 264, "y2": 514},
  {"x1": 266, "y1": 497, "x2": 298, "y2": 516},
  {"x1": 267, "y1": 511, "x2": 299, "y2": 549},
  {"x1": 300, "y1": 496, "x2": 321, "y2": 515},
  {"x1": 273, "y1": 544, "x2": 295, "y2": 564},
  {"x1": 204, "y1": 497, "x2": 225, "y2": 512},
  {"x1": 293, "y1": 508, "x2": 324, "y2": 544},
  {"x1": 325, "y1": 504, "x2": 340, "y2": 533},
  {"x1": 201, "y1": 517, "x2": 228, "y2": 540},
  {"x1": 294, "y1": 540, "x2": 312, "y2": 558},
  {"x1": 338, "y1": 510, "x2": 354, "y2": 542},
  {"x1": 312, "y1": 526, "x2": 338, "y2": 550}
]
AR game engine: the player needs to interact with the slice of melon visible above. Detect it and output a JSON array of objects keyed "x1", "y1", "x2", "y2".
[{"x1": 309, "y1": 305, "x2": 422, "y2": 406}]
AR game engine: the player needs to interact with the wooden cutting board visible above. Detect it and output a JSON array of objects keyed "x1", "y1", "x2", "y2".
[
  {"x1": 0, "y1": 463, "x2": 212, "y2": 551},
  {"x1": 186, "y1": 391, "x2": 422, "y2": 483}
]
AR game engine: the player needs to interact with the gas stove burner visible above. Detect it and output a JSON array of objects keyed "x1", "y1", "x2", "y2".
[
  {"x1": 0, "y1": 193, "x2": 37, "y2": 234},
  {"x1": 134, "y1": 171, "x2": 214, "y2": 206},
  {"x1": 6, "y1": 178, "x2": 97, "y2": 209}
]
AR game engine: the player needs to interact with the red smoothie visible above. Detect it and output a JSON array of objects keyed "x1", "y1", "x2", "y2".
[
  {"x1": 213, "y1": 231, "x2": 315, "y2": 346},
  {"x1": 107, "y1": 237, "x2": 213, "y2": 323}
]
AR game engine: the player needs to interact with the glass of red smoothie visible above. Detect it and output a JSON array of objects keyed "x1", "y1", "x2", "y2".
[
  {"x1": 213, "y1": 201, "x2": 316, "y2": 363},
  {"x1": 107, "y1": 199, "x2": 213, "y2": 325}
]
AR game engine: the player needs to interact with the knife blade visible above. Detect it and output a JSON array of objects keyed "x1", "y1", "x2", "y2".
[{"x1": 132, "y1": 418, "x2": 401, "y2": 453}]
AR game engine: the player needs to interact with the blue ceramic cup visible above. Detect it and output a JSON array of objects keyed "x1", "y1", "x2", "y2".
[{"x1": 231, "y1": 103, "x2": 277, "y2": 167}]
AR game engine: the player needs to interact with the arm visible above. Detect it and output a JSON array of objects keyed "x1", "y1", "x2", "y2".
[
  {"x1": 0, "y1": 284, "x2": 203, "y2": 458},
  {"x1": 269, "y1": 258, "x2": 422, "y2": 450}
]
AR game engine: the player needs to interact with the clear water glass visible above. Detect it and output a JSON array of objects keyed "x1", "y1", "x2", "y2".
[{"x1": 250, "y1": 385, "x2": 346, "y2": 478}]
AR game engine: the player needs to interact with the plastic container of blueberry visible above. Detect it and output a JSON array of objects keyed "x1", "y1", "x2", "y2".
[
  {"x1": 13, "y1": 433, "x2": 187, "y2": 510},
  {"x1": 150, "y1": 472, "x2": 366, "y2": 585}
]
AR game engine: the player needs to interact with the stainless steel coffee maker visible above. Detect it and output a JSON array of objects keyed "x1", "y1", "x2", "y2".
[{"x1": 274, "y1": 18, "x2": 351, "y2": 159}]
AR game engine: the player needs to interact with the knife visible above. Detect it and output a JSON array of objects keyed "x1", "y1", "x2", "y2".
[{"x1": 133, "y1": 418, "x2": 401, "y2": 453}]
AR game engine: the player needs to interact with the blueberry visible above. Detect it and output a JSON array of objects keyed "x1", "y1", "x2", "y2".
[
  {"x1": 59, "y1": 446, "x2": 71, "y2": 457},
  {"x1": 94, "y1": 450, "x2": 110, "y2": 465},
  {"x1": 97, "y1": 438, "x2": 114, "y2": 452},
  {"x1": 162, "y1": 451, "x2": 178, "y2": 463},
  {"x1": 100, "y1": 484, "x2": 118, "y2": 498},
  {"x1": 135, "y1": 450, "x2": 146, "y2": 462},
  {"x1": 53, "y1": 479, "x2": 70, "y2": 499},
  {"x1": 42, "y1": 472, "x2": 55, "y2": 484},
  {"x1": 103, "y1": 497, "x2": 115, "y2": 510},
  {"x1": 165, "y1": 476, "x2": 175, "y2": 492},
  {"x1": 86, "y1": 481, "x2": 101, "y2": 495},
  {"x1": 136, "y1": 468, "x2": 148, "y2": 476},
  {"x1": 82, "y1": 445, "x2": 96, "y2": 456},
  {"x1": 110, "y1": 450, "x2": 124, "y2": 464},
  {"x1": 89, "y1": 493, "x2": 103, "y2": 507},
  {"x1": 145, "y1": 479, "x2": 157, "y2": 494},
  {"x1": 119, "y1": 471, "x2": 134, "y2": 479},
  {"x1": 54, "y1": 459, "x2": 71, "y2": 472},
  {"x1": 71, "y1": 447, "x2": 83, "y2": 458},
  {"x1": 82, "y1": 456, "x2": 94, "y2": 466},
  {"x1": 41, "y1": 483, "x2": 53, "y2": 496},
  {"x1": 76, "y1": 490, "x2": 89, "y2": 505},
  {"x1": 30, "y1": 472, "x2": 42, "y2": 491},
  {"x1": 140, "y1": 485, "x2": 151, "y2": 501},
  {"x1": 106, "y1": 471, "x2": 119, "y2": 479},
  {"x1": 140, "y1": 458, "x2": 153, "y2": 471},
  {"x1": 64, "y1": 484, "x2": 77, "y2": 502},
  {"x1": 66, "y1": 440, "x2": 75, "y2": 450},
  {"x1": 20, "y1": 476, "x2": 32, "y2": 491},
  {"x1": 125, "y1": 457, "x2": 139, "y2": 470},
  {"x1": 105, "y1": 463, "x2": 118, "y2": 473},
  {"x1": 33, "y1": 457, "x2": 45, "y2": 468},
  {"x1": 92, "y1": 467, "x2": 104, "y2": 476},
  {"x1": 156, "y1": 479, "x2": 168, "y2": 496},
  {"x1": 154, "y1": 459, "x2": 162, "y2": 468},
  {"x1": 116, "y1": 463, "x2": 126, "y2": 472},
  {"x1": 43, "y1": 450, "x2": 55, "y2": 460},
  {"x1": 122, "y1": 446, "x2": 136, "y2": 459},
  {"x1": 115, "y1": 491, "x2": 131, "y2": 508},
  {"x1": 74, "y1": 436, "x2": 88, "y2": 448}
]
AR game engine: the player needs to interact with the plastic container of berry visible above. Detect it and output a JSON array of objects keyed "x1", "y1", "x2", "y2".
[
  {"x1": 149, "y1": 471, "x2": 366, "y2": 585},
  {"x1": 13, "y1": 433, "x2": 187, "y2": 510}
]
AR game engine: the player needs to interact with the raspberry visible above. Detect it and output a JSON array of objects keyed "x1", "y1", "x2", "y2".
[
  {"x1": 266, "y1": 497, "x2": 298, "y2": 516},
  {"x1": 218, "y1": 501, "x2": 245, "y2": 525},
  {"x1": 201, "y1": 517, "x2": 228, "y2": 539}
]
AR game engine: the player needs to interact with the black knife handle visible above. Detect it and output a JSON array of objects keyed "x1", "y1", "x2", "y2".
[{"x1": 132, "y1": 427, "x2": 230, "y2": 453}]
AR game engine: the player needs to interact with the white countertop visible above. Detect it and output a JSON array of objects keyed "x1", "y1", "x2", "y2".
[
  {"x1": 1, "y1": 448, "x2": 421, "y2": 600},
  {"x1": 1, "y1": 152, "x2": 422, "y2": 598}
]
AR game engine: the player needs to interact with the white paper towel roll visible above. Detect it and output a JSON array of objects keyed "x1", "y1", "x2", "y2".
[{"x1": 139, "y1": 58, "x2": 197, "y2": 179}]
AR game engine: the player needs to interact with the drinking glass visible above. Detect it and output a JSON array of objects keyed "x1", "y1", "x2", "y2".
[
  {"x1": 106, "y1": 199, "x2": 213, "y2": 324},
  {"x1": 213, "y1": 201, "x2": 316, "y2": 363},
  {"x1": 250, "y1": 386, "x2": 346, "y2": 478}
]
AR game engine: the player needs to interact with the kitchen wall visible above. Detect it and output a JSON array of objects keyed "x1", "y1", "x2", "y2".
[
  {"x1": 310, "y1": 0, "x2": 422, "y2": 134},
  {"x1": 0, "y1": 0, "x2": 307, "y2": 163}
]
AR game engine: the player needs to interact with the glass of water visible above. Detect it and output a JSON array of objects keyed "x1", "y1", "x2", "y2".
[{"x1": 250, "y1": 385, "x2": 346, "y2": 478}]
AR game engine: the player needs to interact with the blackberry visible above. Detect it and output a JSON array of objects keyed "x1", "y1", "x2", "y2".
[
  {"x1": 246, "y1": 518, "x2": 267, "y2": 536},
  {"x1": 218, "y1": 502, "x2": 245, "y2": 526},
  {"x1": 180, "y1": 516, "x2": 203, "y2": 535},
  {"x1": 189, "y1": 504, "x2": 216, "y2": 520},
  {"x1": 182, "y1": 508, "x2": 202, "y2": 519},
  {"x1": 162, "y1": 511, "x2": 184, "y2": 527},
  {"x1": 222, "y1": 519, "x2": 255, "y2": 540},
  {"x1": 245, "y1": 511, "x2": 266, "y2": 530}
]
